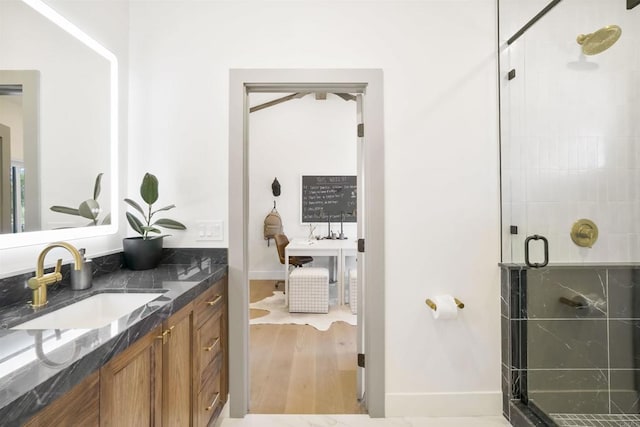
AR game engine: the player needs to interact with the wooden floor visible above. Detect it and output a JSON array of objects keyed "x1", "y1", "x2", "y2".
[
  {"x1": 249, "y1": 280, "x2": 365, "y2": 414},
  {"x1": 249, "y1": 279, "x2": 277, "y2": 320}
]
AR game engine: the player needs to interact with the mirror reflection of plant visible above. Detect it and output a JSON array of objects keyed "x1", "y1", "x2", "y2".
[
  {"x1": 124, "y1": 172, "x2": 186, "y2": 240},
  {"x1": 50, "y1": 173, "x2": 111, "y2": 226}
]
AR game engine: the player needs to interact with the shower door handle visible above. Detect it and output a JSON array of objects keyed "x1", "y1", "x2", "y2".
[{"x1": 525, "y1": 234, "x2": 549, "y2": 268}]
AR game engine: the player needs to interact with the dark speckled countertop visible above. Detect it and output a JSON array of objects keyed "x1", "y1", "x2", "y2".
[{"x1": 0, "y1": 258, "x2": 227, "y2": 426}]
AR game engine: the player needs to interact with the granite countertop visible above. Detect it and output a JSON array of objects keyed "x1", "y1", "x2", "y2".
[{"x1": 0, "y1": 258, "x2": 227, "y2": 425}]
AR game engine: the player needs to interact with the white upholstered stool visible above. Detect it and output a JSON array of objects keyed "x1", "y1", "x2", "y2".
[
  {"x1": 349, "y1": 269, "x2": 357, "y2": 314},
  {"x1": 289, "y1": 268, "x2": 329, "y2": 313}
]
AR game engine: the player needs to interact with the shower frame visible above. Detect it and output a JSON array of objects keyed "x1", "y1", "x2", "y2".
[
  {"x1": 499, "y1": 0, "x2": 640, "y2": 425},
  {"x1": 506, "y1": 0, "x2": 563, "y2": 45}
]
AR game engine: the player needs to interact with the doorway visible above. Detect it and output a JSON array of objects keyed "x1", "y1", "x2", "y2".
[
  {"x1": 228, "y1": 69, "x2": 385, "y2": 418},
  {"x1": 247, "y1": 90, "x2": 360, "y2": 413}
]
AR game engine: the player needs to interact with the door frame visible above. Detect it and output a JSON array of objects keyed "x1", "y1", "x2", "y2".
[
  {"x1": 228, "y1": 68, "x2": 385, "y2": 417},
  {"x1": 0, "y1": 124, "x2": 10, "y2": 233},
  {"x1": 0, "y1": 70, "x2": 40, "y2": 232}
]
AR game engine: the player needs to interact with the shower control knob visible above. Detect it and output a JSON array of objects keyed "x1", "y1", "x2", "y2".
[{"x1": 570, "y1": 219, "x2": 598, "y2": 248}]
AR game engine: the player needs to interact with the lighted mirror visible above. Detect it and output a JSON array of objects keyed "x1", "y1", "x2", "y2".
[{"x1": 0, "y1": 0, "x2": 118, "y2": 248}]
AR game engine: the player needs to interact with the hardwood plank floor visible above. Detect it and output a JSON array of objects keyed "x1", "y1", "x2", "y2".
[
  {"x1": 249, "y1": 280, "x2": 365, "y2": 414},
  {"x1": 250, "y1": 280, "x2": 278, "y2": 304},
  {"x1": 250, "y1": 280, "x2": 277, "y2": 320}
]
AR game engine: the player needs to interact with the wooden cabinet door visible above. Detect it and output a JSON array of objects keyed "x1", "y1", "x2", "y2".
[
  {"x1": 100, "y1": 326, "x2": 163, "y2": 427},
  {"x1": 194, "y1": 364, "x2": 222, "y2": 427},
  {"x1": 162, "y1": 302, "x2": 193, "y2": 427},
  {"x1": 192, "y1": 277, "x2": 228, "y2": 427},
  {"x1": 24, "y1": 371, "x2": 100, "y2": 427}
]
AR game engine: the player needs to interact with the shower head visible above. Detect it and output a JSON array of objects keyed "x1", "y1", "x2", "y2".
[{"x1": 576, "y1": 25, "x2": 622, "y2": 55}]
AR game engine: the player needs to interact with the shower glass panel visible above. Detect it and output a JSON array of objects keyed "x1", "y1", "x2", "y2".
[{"x1": 499, "y1": 0, "x2": 640, "y2": 425}]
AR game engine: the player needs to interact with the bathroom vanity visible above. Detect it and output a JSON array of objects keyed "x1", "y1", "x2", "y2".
[{"x1": 0, "y1": 252, "x2": 228, "y2": 426}]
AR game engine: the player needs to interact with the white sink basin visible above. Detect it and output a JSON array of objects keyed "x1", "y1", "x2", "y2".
[{"x1": 11, "y1": 293, "x2": 164, "y2": 330}]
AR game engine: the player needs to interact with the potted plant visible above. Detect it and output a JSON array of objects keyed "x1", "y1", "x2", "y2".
[
  {"x1": 123, "y1": 172, "x2": 186, "y2": 270},
  {"x1": 50, "y1": 173, "x2": 111, "y2": 226}
]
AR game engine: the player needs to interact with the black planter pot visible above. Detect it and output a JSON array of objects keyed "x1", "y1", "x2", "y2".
[{"x1": 122, "y1": 237, "x2": 164, "y2": 270}]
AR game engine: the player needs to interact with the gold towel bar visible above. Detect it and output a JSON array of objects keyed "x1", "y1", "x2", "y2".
[{"x1": 425, "y1": 298, "x2": 465, "y2": 311}]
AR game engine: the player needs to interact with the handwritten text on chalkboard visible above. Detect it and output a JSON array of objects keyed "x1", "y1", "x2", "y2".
[{"x1": 301, "y1": 175, "x2": 357, "y2": 223}]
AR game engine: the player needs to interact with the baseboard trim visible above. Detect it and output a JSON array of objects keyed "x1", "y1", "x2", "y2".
[
  {"x1": 248, "y1": 270, "x2": 286, "y2": 280},
  {"x1": 385, "y1": 391, "x2": 502, "y2": 417}
]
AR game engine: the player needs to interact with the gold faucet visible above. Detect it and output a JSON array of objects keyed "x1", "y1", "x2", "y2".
[{"x1": 27, "y1": 242, "x2": 84, "y2": 308}]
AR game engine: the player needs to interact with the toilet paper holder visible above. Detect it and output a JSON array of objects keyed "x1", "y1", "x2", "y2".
[{"x1": 425, "y1": 298, "x2": 464, "y2": 311}]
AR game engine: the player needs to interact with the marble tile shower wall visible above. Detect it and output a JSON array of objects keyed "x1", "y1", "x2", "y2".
[{"x1": 501, "y1": 266, "x2": 640, "y2": 423}]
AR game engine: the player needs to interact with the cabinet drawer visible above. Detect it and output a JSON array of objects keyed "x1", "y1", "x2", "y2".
[
  {"x1": 195, "y1": 278, "x2": 225, "y2": 327},
  {"x1": 195, "y1": 367, "x2": 222, "y2": 427},
  {"x1": 196, "y1": 310, "x2": 222, "y2": 385}
]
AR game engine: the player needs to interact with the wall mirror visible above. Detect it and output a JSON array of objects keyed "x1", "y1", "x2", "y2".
[{"x1": 0, "y1": 0, "x2": 118, "y2": 249}]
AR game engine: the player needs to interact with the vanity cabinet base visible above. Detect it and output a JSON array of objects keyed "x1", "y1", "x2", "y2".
[{"x1": 23, "y1": 276, "x2": 228, "y2": 427}]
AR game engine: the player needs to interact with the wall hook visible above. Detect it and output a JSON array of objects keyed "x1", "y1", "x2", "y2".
[{"x1": 272, "y1": 177, "x2": 281, "y2": 197}]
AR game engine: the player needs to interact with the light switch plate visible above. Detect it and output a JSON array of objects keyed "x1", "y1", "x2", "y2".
[{"x1": 196, "y1": 220, "x2": 223, "y2": 241}]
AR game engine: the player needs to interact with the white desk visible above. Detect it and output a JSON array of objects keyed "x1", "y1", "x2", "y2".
[{"x1": 285, "y1": 238, "x2": 357, "y2": 306}]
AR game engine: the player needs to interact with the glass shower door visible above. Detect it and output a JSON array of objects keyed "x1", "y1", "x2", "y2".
[{"x1": 499, "y1": 0, "x2": 640, "y2": 425}]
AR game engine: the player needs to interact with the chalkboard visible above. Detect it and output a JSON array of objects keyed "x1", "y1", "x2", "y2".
[{"x1": 301, "y1": 175, "x2": 357, "y2": 223}]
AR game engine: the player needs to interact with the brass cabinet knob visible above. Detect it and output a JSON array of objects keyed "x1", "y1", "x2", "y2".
[
  {"x1": 206, "y1": 295, "x2": 222, "y2": 306},
  {"x1": 156, "y1": 329, "x2": 171, "y2": 344},
  {"x1": 203, "y1": 337, "x2": 220, "y2": 352},
  {"x1": 205, "y1": 392, "x2": 220, "y2": 411}
]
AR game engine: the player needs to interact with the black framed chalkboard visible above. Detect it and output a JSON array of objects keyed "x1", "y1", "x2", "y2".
[{"x1": 301, "y1": 175, "x2": 357, "y2": 223}]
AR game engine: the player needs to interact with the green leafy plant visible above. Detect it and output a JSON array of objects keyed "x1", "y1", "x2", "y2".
[
  {"x1": 124, "y1": 172, "x2": 187, "y2": 240},
  {"x1": 50, "y1": 173, "x2": 111, "y2": 226}
]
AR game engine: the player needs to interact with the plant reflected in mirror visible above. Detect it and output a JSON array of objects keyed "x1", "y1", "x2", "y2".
[{"x1": 50, "y1": 173, "x2": 111, "y2": 227}]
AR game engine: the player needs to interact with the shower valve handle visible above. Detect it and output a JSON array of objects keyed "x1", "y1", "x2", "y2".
[{"x1": 524, "y1": 234, "x2": 549, "y2": 268}]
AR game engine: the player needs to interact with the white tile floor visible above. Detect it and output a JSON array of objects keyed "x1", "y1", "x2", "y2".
[{"x1": 220, "y1": 414, "x2": 511, "y2": 427}]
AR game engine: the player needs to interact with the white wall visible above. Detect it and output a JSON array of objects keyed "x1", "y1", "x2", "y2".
[
  {"x1": 0, "y1": 0, "x2": 129, "y2": 275},
  {"x1": 248, "y1": 93, "x2": 357, "y2": 279},
  {"x1": 501, "y1": 0, "x2": 640, "y2": 263},
  {"x1": 130, "y1": 0, "x2": 501, "y2": 416}
]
